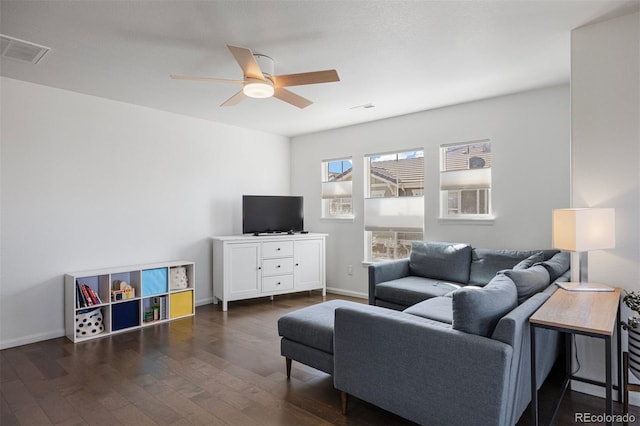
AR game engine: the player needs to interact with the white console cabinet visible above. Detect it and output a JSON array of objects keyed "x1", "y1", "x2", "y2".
[{"x1": 212, "y1": 234, "x2": 326, "y2": 311}]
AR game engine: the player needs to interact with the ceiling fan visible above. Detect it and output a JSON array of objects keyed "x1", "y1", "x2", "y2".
[{"x1": 171, "y1": 45, "x2": 340, "y2": 109}]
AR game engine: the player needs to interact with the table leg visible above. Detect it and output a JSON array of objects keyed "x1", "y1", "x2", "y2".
[
  {"x1": 606, "y1": 335, "x2": 612, "y2": 426},
  {"x1": 530, "y1": 324, "x2": 538, "y2": 426},
  {"x1": 617, "y1": 305, "x2": 623, "y2": 403}
]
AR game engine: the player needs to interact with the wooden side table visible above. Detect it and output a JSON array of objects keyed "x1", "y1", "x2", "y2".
[{"x1": 529, "y1": 284, "x2": 621, "y2": 426}]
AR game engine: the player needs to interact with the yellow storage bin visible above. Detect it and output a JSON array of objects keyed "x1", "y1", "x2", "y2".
[{"x1": 169, "y1": 290, "x2": 194, "y2": 318}]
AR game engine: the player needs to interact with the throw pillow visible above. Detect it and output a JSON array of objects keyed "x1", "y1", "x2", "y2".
[
  {"x1": 452, "y1": 274, "x2": 518, "y2": 337},
  {"x1": 409, "y1": 241, "x2": 472, "y2": 284},
  {"x1": 535, "y1": 252, "x2": 571, "y2": 282},
  {"x1": 513, "y1": 251, "x2": 545, "y2": 270},
  {"x1": 500, "y1": 265, "x2": 550, "y2": 304}
]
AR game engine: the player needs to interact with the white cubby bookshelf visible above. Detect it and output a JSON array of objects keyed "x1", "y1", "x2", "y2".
[{"x1": 65, "y1": 260, "x2": 195, "y2": 343}]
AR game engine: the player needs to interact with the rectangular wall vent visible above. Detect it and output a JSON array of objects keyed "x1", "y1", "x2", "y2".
[{"x1": 1, "y1": 34, "x2": 50, "y2": 64}]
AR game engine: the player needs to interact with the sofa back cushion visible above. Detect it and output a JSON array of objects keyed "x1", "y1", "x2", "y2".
[
  {"x1": 409, "y1": 241, "x2": 472, "y2": 284},
  {"x1": 468, "y1": 249, "x2": 557, "y2": 286},
  {"x1": 513, "y1": 251, "x2": 545, "y2": 270},
  {"x1": 452, "y1": 274, "x2": 518, "y2": 337},
  {"x1": 500, "y1": 265, "x2": 550, "y2": 304},
  {"x1": 535, "y1": 251, "x2": 571, "y2": 282}
]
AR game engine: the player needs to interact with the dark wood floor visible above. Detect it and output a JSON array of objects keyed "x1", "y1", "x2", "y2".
[{"x1": 1, "y1": 293, "x2": 638, "y2": 425}]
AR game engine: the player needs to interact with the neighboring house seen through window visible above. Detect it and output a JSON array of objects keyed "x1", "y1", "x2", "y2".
[
  {"x1": 440, "y1": 140, "x2": 492, "y2": 218},
  {"x1": 321, "y1": 158, "x2": 353, "y2": 218},
  {"x1": 364, "y1": 150, "x2": 424, "y2": 261}
]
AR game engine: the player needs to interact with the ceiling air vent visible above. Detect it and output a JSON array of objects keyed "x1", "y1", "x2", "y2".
[{"x1": 1, "y1": 34, "x2": 50, "y2": 64}]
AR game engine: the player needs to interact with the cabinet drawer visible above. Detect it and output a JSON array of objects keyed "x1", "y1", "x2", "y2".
[
  {"x1": 262, "y1": 258, "x2": 294, "y2": 276},
  {"x1": 262, "y1": 241, "x2": 294, "y2": 258},
  {"x1": 262, "y1": 275, "x2": 294, "y2": 293}
]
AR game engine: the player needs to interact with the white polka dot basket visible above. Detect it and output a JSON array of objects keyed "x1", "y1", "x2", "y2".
[{"x1": 75, "y1": 307, "x2": 105, "y2": 338}]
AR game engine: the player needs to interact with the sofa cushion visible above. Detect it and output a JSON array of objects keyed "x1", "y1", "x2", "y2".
[
  {"x1": 409, "y1": 241, "x2": 472, "y2": 284},
  {"x1": 535, "y1": 252, "x2": 570, "y2": 282},
  {"x1": 513, "y1": 251, "x2": 545, "y2": 270},
  {"x1": 500, "y1": 265, "x2": 550, "y2": 304},
  {"x1": 376, "y1": 276, "x2": 461, "y2": 307},
  {"x1": 403, "y1": 297, "x2": 453, "y2": 324},
  {"x1": 452, "y1": 274, "x2": 518, "y2": 337},
  {"x1": 277, "y1": 300, "x2": 356, "y2": 354},
  {"x1": 469, "y1": 249, "x2": 544, "y2": 286}
]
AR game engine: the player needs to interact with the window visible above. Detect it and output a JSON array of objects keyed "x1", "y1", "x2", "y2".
[
  {"x1": 321, "y1": 158, "x2": 353, "y2": 218},
  {"x1": 440, "y1": 140, "x2": 492, "y2": 218},
  {"x1": 364, "y1": 150, "x2": 424, "y2": 261}
]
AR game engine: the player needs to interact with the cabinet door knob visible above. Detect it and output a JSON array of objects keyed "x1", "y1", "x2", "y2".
[
  {"x1": 277, "y1": 282, "x2": 281, "y2": 286},
  {"x1": 295, "y1": 263, "x2": 299, "y2": 266},
  {"x1": 277, "y1": 248, "x2": 281, "y2": 251},
  {"x1": 276, "y1": 265, "x2": 281, "y2": 268},
  {"x1": 258, "y1": 266, "x2": 262, "y2": 270}
]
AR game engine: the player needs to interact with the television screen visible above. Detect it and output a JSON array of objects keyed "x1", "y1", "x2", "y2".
[{"x1": 242, "y1": 195, "x2": 304, "y2": 234}]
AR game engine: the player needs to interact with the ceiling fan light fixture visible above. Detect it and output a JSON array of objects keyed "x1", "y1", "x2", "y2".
[{"x1": 243, "y1": 79, "x2": 274, "y2": 98}]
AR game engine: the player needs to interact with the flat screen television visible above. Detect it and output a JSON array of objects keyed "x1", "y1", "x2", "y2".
[{"x1": 242, "y1": 195, "x2": 304, "y2": 235}]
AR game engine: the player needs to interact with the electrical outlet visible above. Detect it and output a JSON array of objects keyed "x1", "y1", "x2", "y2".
[{"x1": 347, "y1": 265, "x2": 353, "y2": 275}]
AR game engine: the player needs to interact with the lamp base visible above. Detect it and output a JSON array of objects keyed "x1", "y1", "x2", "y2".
[{"x1": 556, "y1": 282, "x2": 614, "y2": 292}]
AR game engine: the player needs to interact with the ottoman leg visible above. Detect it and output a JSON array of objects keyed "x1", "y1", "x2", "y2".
[
  {"x1": 286, "y1": 357, "x2": 292, "y2": 379},
  {"x1": 341, "y1": 391, "x2": 348, "y2": 415}
]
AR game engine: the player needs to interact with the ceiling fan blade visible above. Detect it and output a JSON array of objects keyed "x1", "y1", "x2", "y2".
[
  {"x1": 227, "y1": 45, "x2": 265, "y2": 81},
  {"x1": 170, "y1": 74, "x2": 246, "y2": 84},
  {"x1": 273, "y1": 88, "x2": 313, "y2": 109},
  {"x1": 271, "y1": 70, "x2": 339, "y2": 88},
  {"x1": 221, "y1": 90, "x2": 246, "y2": 107}
]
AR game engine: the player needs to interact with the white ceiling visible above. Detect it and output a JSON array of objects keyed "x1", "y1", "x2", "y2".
[{"x1": 1, "y1": 1, "x2": 638, "y2": 137}]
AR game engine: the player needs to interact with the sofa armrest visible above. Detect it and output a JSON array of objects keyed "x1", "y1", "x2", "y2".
[
  {"x1": 334, "y1": 305, "x2": 513, "y2": 426},
  {"x1": 368, "y1": 259, "x2": 410, "y2": 305}
]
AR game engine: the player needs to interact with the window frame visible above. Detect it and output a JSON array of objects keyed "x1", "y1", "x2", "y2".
[
  {"x1": 439, "y1": 140, "x2": 493, "y2": 220},
  {"x1": 364, "y1": 149, "x2": 425, "y2": 262},
  {"x1": 321, "y1": 157, "x2": 354, "y2": 219}
]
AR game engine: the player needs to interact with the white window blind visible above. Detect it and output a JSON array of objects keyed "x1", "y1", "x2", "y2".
[
  {"x1": 440, "y1": 168, "x2": 491, "y2": 190},
  {"x1": 321, "y1": 180, "x2": 352, "y2": 199},
  {"x1": 364, "y1": 196, "x2": 424, "y2": 232}
]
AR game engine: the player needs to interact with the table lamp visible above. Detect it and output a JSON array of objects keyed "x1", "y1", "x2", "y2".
[{"x1": 552, "y1": 208, "x2": 615, "y2": 292}]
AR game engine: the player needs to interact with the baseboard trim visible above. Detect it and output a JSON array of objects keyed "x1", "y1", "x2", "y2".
[
  {"x1": 196, "y1": 297, "x2": 214, "y2": 307},
  {"x1": 326, "y1": 287, "x2": 367, "y2": 300},
  {"x1": 0, "y1": 328, "x2": 65, "y2": 350}
]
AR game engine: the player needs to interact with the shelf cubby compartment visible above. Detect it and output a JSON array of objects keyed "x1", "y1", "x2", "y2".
[
  {"x1": 111, "y1": 300, "x2": 140, "y2": 331},
  {"x1": 169, "y1": 290, "x2": 194, "y2": 319},
  {"x1": 169, "y1": 264, "x2": 194, "y2": 291},
  {"x1": 110, "y1": 271, "x2": 141, "y2": 301},
  {"x1": 142, "y1": 295, "x2": 168, "y2": 324},
  {"x1": 142, "y1": 267, "x2": 168, "y2": 297},
  {"x1": 75, "y1": 274, "x2": 109, "y2": 308}
]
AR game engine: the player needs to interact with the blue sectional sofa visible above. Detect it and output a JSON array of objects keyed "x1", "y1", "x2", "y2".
[{"x1": 333, "y1": 241, "x2": 571, "y2": 426}]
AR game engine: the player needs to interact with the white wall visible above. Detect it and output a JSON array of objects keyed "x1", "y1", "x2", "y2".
[
  {"x1": 0, "y1": 77, "x2": 290, "y2": 349},
  {"x1": 291, "y1": 85, "x2": 570, "y2": 298},
  {"x1": 570, "y1": 12, "x2": 640, "y2": 404}
]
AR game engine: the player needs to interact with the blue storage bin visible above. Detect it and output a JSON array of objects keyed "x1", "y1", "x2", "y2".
[{"x1": 142, "y1": 268, "x2": 167, "y2": 296}]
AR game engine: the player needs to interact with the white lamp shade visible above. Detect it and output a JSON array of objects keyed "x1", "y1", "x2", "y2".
[
  {"x1": 364, "y1": 196, "x2": 424, "y2": 232},
  {"x1": 322, "y1": 181, "x2": 352, "y2": 199},
  {"x1": 552, "y1": 208, "x2": 615, "y2": 251},
  {"x1": 440, "y1": 168, "x2": 491, "y2": 190}
]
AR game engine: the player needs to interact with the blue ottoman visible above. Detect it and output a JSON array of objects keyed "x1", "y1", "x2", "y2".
[{"x1": 277, "y1": 300, "x2": 359, "y2": 377}]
